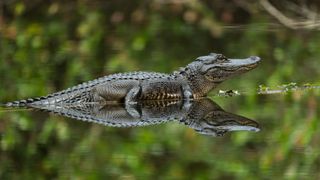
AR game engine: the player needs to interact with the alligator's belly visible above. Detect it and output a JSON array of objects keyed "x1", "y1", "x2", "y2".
[{"x1": 139, "y1": 81, "x2": 183, "y2": 100}]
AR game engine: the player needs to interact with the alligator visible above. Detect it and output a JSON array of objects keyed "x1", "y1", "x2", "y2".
[
  {"x1": 5, "y1": 53, "x2": 260, "y2": 107},
  {"x1": 30, "y1": 98, "x2": 260, "y2": 136}
]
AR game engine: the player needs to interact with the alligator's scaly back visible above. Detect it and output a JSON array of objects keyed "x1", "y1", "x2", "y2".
[
  {"x1": 5, "y1": 53, "x2": 260, "y2": 106},
  {"x1": 5, "y1": 72, "x2": 172, "y2": 107}
]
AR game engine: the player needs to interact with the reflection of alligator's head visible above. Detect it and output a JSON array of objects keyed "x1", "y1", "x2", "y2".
[
  {"x1": 30, "y1": 98, "x2": 260, "y2": 137},
  {"x1": 177, "y1": 53, "x2": 261, "y2": 97},
  {"x1": 184, "y1": 99, "x2": 260, "y2": 136}
]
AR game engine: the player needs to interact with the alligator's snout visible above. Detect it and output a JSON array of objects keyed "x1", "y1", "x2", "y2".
[
  {"x1": 221, "y1": 55, "x2": 261, "y2": 71},
  {"x1": 248, "y1": 56, "x2": 261, "y2": 66},
  {"x1": 246, "y1": 56, "x2": 261, "y2": 69},
  {"x1": 249, "y1": 56, "x2": 261, "y2": 62}
]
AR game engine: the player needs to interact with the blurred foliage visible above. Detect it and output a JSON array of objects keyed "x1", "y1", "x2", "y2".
[{"x1": 0, "y1": 0, "x2": 320, "y2": 179}]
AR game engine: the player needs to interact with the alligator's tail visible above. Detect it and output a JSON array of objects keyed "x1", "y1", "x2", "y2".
[
  {"x1": 4, "y1": 90, "x2": 95, "y2": 107},
  {"x1": 3, "y1": 97, "x2": 42, "y2": 107}
]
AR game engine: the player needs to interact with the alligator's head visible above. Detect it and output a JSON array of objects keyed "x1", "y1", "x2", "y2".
[
  {"x1": 196, "y1": 53, "x2": 261, "y2": 83},
  {"x1": 178, "y1": 53, "x2": 261, "y2": 97}
]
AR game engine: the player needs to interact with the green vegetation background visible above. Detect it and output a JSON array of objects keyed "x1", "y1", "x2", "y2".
[{"x1": 0, "y1": 0, "x2": 320, "y2": 179}]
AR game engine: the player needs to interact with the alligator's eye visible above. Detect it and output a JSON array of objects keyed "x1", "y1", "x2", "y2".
[{"x1": 215, "y1": 54, "x2": 228, "y2": 63}]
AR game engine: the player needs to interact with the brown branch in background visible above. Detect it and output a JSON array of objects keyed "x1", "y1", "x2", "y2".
[{"x1": 260, "y1": 0, "x2": 320, "y2": 30}]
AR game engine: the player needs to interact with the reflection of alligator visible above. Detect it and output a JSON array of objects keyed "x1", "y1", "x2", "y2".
[
  {"x1": 31, "y1": 98, "x2": 260, "y2": 136},
  {"x1": 6, "y1": 53, "x2": 260, "y2": 107}
]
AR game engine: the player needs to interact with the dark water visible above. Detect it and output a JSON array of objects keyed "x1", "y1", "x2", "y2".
[{"x1": 1, "y1": 89, "x2": 319, "y2": 179}]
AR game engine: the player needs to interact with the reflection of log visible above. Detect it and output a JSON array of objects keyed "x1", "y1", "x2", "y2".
[
  {"x1": 28, "y1": 98, "x2": 260, "y2": 137},
  {"x1": 260, "y1": 0, "x2": 320, "y2": 30}
]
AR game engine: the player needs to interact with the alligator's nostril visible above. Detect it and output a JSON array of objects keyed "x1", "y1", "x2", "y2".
[{"x1": 250, "y1": 56, "x2": 261, "y2": 62}]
